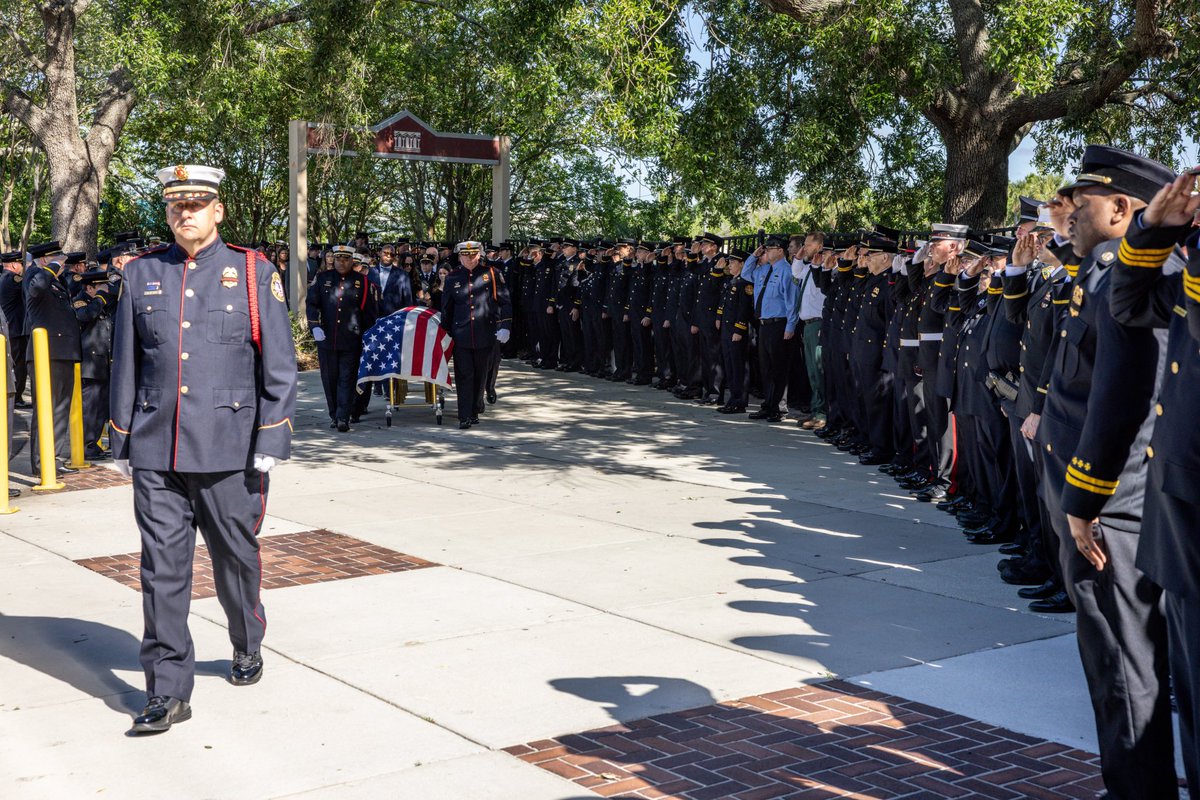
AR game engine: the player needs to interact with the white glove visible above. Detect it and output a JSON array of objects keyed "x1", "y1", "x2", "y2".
[
  {"x1": 496, "y1": 328, "x2": 510, "y2": 344},
  {"x1": 115, "y1": 459, "x2": 131, "y2": 478},
  {"x1": 253, "y1": 454, "x2": 277, "y2": 473},
  {"x1": 311, "y1": 326, "x2": 326, "y2": 342}
]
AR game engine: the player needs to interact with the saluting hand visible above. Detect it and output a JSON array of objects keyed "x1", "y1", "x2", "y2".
[
  {"x1": 1012, "y1": 232, "x2": 1039, "y2": 267},
  {"x1": 1143, "y1": 172, "x2": 1200, "y2": 228}
]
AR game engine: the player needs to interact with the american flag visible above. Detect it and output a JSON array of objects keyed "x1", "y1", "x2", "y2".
[{"x1": 356, "y1": 306, "x2": 454, "y2": 390}]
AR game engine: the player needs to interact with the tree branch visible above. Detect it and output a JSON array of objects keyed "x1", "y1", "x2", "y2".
[
  {"x1": 86, "y1": 64, "x2": 137, "y2": 150},
  {"x1": 1006, "y1": 0, "x2": 1174, "y2": 124},
  {"x1": 760, "y1": 0, "x2": 848, "y2": 16},
  {"x1": 242, "y1": 4, "x2": 304, "y2": 36},
  {"x1": 1, "y1": 19, "x2": 46, "y2": 72},
  {"x1": 945, "y1": 0, "x2": 991, "y2": 95}
]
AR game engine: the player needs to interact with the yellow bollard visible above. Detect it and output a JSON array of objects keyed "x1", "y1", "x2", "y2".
[
  {"x1": 31, "y1": 328, "x2": 64, "y2": 492},
  {"x1": 0, "y1": 335, "x2": 18, "y2": 514},
  {"x1": 67, "y1": 362, "x2": 91, "y2": 469}
]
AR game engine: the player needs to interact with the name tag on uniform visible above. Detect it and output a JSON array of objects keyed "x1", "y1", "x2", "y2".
[{"x1": 144, "y1": 281, "x2": 162, "y2": 296}]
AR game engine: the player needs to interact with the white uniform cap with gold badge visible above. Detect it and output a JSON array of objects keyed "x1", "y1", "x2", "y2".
[
  {"x1": 331, "y1": 245, "x2": 356, "y2": 257},
  {"x1": 156, "y1": 164, "x2": 226, "y2": 202},
  {"x1": 454, "y1": 241, "x2": 482, "y2": 255}
]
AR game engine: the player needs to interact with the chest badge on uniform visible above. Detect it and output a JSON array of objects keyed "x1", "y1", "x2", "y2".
[
  {"x1": 1070, "y1": 284, "x2": 1084, "y2": 317},
  {"x1": 1100, "y1": 250, "x2": 1115, "y2": 264},
  {"x1": 1041, "y1": 266, "x2": 1052, "y2": 280},
  {"x1": 482, "y1": 273, "x2": 490, "y2": 283},
  {"x1": 871, "y1": 286, "x2": 880, "y2": 297},
  {"x1": 271, "y1": 272, "x2": 285, "y2": 303},
  {"x1": 220, "y1": 266, "x2": 239, "y2": 288},
  {"x1": 744, "y1": 284, "x2": 753, "y2": 296},
  {"x1": 144, "y1": 280, "x2": 162, "y2": 296}
]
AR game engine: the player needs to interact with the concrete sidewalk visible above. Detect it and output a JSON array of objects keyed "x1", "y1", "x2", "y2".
[{"x1": 0, "y1": 363, "x2": 1163, "y2": 798}]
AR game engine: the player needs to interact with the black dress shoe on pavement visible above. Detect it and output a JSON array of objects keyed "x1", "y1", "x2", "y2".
[
  {"x1": 486, "y1": 391, "x2": 498, "y2": 404},
  {"x1": 9, "y1": 488, "x2": 20, "y2": 498},
  {"x1": 349, "y1": 415, "x2": 362, "y2": 424},
  {"x1": 130, "y1": 696, "x2": 191, "y2": 734},
  {"x1": 458, "y1": 420, "x2": 472, "y2": 429},
  {"x1": 634, "y1": 378, "x2": 652, "y2": 386},
  {"x1": 968, "y1": 527, "x2": 1016, "y2": 545},
  {"x1": 13, "y1": 399, "x2": 30, "y2": 409},
  {"x1": 999, "y1": 561, "x2": 1050, "y2": 586},
  {"x1": 899, "y1": 478, "x2": 932, "y2": 491},
  {"x1": 337, "y1": 420, "x2": 350, "y2": 432},
  {"x1": 1029, "y1": 590, "x2": 1075, "y2": 613},
  {"x1": 998, "y1": 541, "x2": 1025, "y2": 556},
  {"x1": 230, "y1": 651, "x2": 264, "y2": 686},
  {"x1": 935, "y1": 495, "x2": 966, "y2": 512},
  {"x1": 747, "y1": 410, "x2": 775, "y2": 420},
  {"x1": 469, "y1": 417, "x2": 480, "y2": 425},
  {"x1": 916, "y1": 486, "x2": 948, "y2": 502},
  {"x1": 57, "y1": 463, "x2": 79, "y2": 474},
  {"x1": 329, "y1": 421, "x2": 337, "y2": 429},
  {"x1": 1018, "y1": 579, "x2": 1060, "y2": 600},
  {"x1": 859, "y1": 452, "x2": 889, "y2": 466}
]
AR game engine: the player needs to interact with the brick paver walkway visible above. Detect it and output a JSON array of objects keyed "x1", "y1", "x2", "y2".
[
  {"x1": 10, "y1": 463, "x2": 131, "y2": 493},
  {"x1": 76, "y1": 530, "x2": 437, "y2": 598},
  {"x1": 508, "y1": 680, "x2": 1106, "y2": 799}
]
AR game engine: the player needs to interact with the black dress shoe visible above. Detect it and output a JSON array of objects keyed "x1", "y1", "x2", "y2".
[
  {"x1": 998, "y1": 541, "x2": 1025, "y2": 556},
  {"x1": 916, "y1": 486, "x2": 948, "y2": 502},
  {"x1": 230, "y1": 650, "x2": 264, "y2": 686},
  {"x1": 962, "y1": 516, "x2": 1000, "y2": 536},
  {"x1": 859, "y1": 452, "x2": 889, "y2": 466},
  {"x1": 486, "y1": 391, "x2": 498, "y2": 404},
  {"x1": 1029, "y1": 590, "x2": 1075, "y2": 613},
  {"x1": 999, "y1": 561, "x2": 1050, "y2": 586},
  {"x1": 1018, "y1": 579, "x2": 1060, "y2": 600},
  {"x1": 337, "y1": 420, "x2": 350, "y2": 432},
  {"x1": 57, "y1": 463, "x2": 79, "y2": 474},
  {"x1": 349, "y1": 415, "x2": 362, "y2": 424},
  {"x1": 458, "y1": 420, "x2": 472, "y2": 429},
  {"x1": 747, "y1": 409, "x2": 776, "y2": 420},
  {"x1": 968, "y1": 527, "x2": 1016, "y2": 545},
  {"x1": 13, "y1": 399, "x2": 30, "y2": 409},
  {"x1": 935, "y1": 495, "x2": 967, "y2": 512},
  {"x1": 130, "y1": 696, "x2": 191, "y2": 734},
  {"x1": 329, "y1": 421, "x2": 338, "y2": 429},
  {"x1": 469, "y1": 416, "x2": 479, "y2": 425},
  {"x1": 86, "y1": 450, "x2": 112, "y2": 461},
  {"x1": 9, "y1": 488, "x2": 20, "y2": 499}
]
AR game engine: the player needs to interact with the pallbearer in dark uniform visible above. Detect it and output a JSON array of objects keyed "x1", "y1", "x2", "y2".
[
  {"x1": 850, "y1": 234, "x2": 897, "y2": 465},
  {"x1": 606, "y1": 240, "x2": 635, "y2": 381},
  {"x1": 0, "y1": 250, "x2": 28, "y2": 406},
  {"x1": 73, "y1": 268, "x2": 119, "y2": 460},
  {"x1": 692, "y1": 232, "x2": 726, "y2": 404},
  {"x1": 441, "y1": 240, "x2": 512, "y2": 429},
  {"x1": 110, "y1": 164, "x2": 298, "y2": 733},
  {"x1": 650, "y1": 246, "x2": 675, "y2": 388},
  {"x1": 628, "y1": 243, "x2": 655, "y2": 384},
  {"x1": 307, "y1": 246, "x2": 376, "y2": 431},
  {"x1": 1107, "y1": 172, "x2": 1200, "y2": 795},
  {"x1": 716, "y1": 250, "x2": 752, "y2": 413},
  {"x1": 1037, "y1": 145, "x2": 1179, "y2": 797},
  {"x1": 23, "y1": 241, "x2": 81, "y2": 475}
]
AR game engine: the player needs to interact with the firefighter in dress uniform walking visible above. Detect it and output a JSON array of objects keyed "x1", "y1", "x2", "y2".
[
  {"x1": 441, "y1": 241, "x2": 512, "y2": 429},
  {"x1": 307, "y1": 246, "x2": 378, "y2": 432},
  {"x1": 110, "y1": 164, "x2": 298, "y2": 734}
]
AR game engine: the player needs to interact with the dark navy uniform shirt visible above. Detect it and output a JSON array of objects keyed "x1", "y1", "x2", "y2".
[{"x1": 110, "y1": 236, "x2": 297, "y2": 473}]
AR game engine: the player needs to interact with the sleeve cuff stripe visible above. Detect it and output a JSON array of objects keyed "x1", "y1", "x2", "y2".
[
  {"x1": 1119, "y1": 242, "x2": 1170, "y2": 268},
  {"x1": 258, "y1": 419, "x2": 293, "y2": 432},
  {"x1": 933, "y1": 280, "x2": 954, "y2": 287},
  {"x1": 1120, "y1": 241, "x2": 1175, "y2": 256},
  {"x1": 1067, "y1": 466, "x2": 1119, "y2": 489},
  {"x1": 108, "y1": 421, "x2": 130, "y2": 435},
  {"x1": 1003, "y1": 292, "x2": 1029, "y2": 300},
  {"x1": 1065, "y1": 472, "x2": 1118, "y2": 495}
]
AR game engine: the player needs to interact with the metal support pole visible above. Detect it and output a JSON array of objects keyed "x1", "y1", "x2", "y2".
[
  {"x1": 491, "y1": 135, "x2": 511, "y2": 245},
  {"x1": 31, "y1": 328, "x2": 63, "y2": 492},
  {"x1": 67, "y1": 362, "x2": 91, "y2": 469},
  {"x1": 288, "y1": 119, "x2": 310, "y2": 323}
]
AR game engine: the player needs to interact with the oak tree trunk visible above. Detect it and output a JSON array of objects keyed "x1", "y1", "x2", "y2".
[{"x1": 941, "y1": 124, "x2": 1013, "y2": 229}]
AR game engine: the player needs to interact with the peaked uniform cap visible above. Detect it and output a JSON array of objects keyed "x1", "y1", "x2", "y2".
[{"x1": 157, "y1": 164, "x2": 225, "y2": 201}]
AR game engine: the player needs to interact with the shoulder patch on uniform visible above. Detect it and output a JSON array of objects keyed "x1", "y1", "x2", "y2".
[
  {"x1": 271, "y1": 272, "x2": 285, "y2": 303},
  {"x1": 73, "y1": 299, "x2": 88, "y2": 308},
  {"x1": 744, "y1": 284, "x2": 753, "y2": 295},
  {"x1": 1100, "y1": 250, "x2": 1115, "y2": 264}
]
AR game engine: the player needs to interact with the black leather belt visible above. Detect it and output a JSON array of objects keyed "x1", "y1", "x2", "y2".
[{"x1": 760, "y1": 317, "x2": 786, "y2": 323}]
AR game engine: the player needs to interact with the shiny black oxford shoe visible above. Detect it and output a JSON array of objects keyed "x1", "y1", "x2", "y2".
[
  {"x1": 130, "y1": 696, "x2": 191, "y2": 734},
  {"x1": 230, "y1": 650, "x2": 264, "y2": 686}
]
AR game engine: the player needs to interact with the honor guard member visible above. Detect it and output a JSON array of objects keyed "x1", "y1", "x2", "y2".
[
  {"x1": 307, "y1": 246, "x2": 377, "y2": 431},
  {"x1": 110, "y1": 164, "x2": 298, "y2": 734},
  {"x1": 440, "y1": 241, "x2": 512, "y2": 429},
  {"x1": 23, "y1": 240, "x2": 82, "y2": 475},
  {"x1": 0, "y1": 250, "x2": 27, "y2": 406},
  {"x1": 627, "y1": 242, "x2": 655, "y2": 384},
  {"x1": 0, "y1": 255, "x2": 16, "y2": 497},
  {"x1": 1037, "y1": 145, "x2": 1179, "y2": 797},
  {"x1": 716, "y1": 249, "x2": 753, "y2": 413},
  {"x1": 74, "y1": 269, "x2": 119, "y2": 460},
  {"x1": 851, "y1": 234, "x2": 898, "y2": 465},
  {"x1": 692, "y1": 233, "x2": 726, "y2": 404},
  {"x1": 1108, "y1": 172, "x2": 1200, "y2": 794},
  {"x1": 741, "y1": 235, "x2": 800, "y2": 422}
]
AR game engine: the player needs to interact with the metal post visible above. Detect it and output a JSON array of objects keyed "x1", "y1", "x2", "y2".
[
  {"x1": 0, "y1": 336, "x2": 17, "y2": 514},
  {"x1": 288, "y1": 119, "x2": 309, "y2": 322},
  {"x1": 67, "y1": 361, "x2": 91, "y2": 469},
  {"x1": 31, "y1": 328, "x2": 64, "y2": 492},
  {"x1": 491, "y1": 135, "x2": 511, "y2": 244}
]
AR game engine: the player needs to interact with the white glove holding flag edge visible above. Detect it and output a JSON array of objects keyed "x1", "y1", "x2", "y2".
[
  {"x1": 311, "y1": 326, "x2": 326, "y2": 342},
  {"x1": 254, "y1": 454, "x2": 276, "y2": 473},
  {"x1": 496, "y1": 329, "x2": 510, "y2": 344}
]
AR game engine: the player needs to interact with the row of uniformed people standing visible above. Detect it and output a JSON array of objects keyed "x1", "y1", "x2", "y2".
[
  {"x1": 808, "y1": 144, "x2": 1198, "y2": 800},
  {"x1": 507, "y1": 234, "x2": 802, "y2": 414},
  {"x1": 0, "y1": 240, "x2": 135, "y2": 480}
]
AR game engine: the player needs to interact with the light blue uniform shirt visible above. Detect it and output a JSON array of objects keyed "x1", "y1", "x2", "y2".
[{"x1": 741, "y1": 254, "x2": 801, "y2": 334}]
